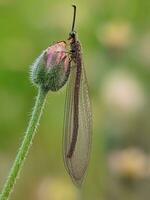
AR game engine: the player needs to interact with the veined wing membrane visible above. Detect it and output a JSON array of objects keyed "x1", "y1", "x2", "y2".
[{"x1": 63, "y1": 61, "x2": 92, "y2": 186}]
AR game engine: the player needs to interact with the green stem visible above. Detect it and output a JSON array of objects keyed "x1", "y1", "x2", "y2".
[{"x1": 0, "y1": 87, "x2": 47, "y2": 200}]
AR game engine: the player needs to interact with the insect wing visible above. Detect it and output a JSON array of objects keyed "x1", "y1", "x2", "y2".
[{"x1": 63, "y1": 61, "x2": 92, "y2": 186}]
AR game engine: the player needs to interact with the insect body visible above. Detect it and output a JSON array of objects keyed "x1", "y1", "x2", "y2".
[{"x1": 63, "y1": 5, "x2": 92, "y2": 186}]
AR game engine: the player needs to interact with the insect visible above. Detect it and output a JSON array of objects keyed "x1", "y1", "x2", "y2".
[
  {"x1": 32, "y1": 4, "x2": 92, "y2": 186},
  {"x1": 63, "y1": 5, "x2": 92, "y2": 186}
]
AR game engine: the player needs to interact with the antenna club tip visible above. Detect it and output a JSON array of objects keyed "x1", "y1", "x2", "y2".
[{"x1": 72, "y1": 4, "x2": 76, "y2": 9}]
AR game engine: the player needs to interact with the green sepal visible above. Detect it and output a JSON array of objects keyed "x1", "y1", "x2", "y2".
[{"x1": 31, "y1": 51, "x2": 70, "y2": 92}]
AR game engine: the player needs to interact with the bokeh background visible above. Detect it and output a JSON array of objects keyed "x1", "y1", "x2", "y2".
[{"x1": 0, "y1": 0, "x2": 150, "y2": 199}]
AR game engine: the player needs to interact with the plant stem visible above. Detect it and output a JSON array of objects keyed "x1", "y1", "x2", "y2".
[{"x1": 0, "y1": 87, "x2": 47, "y2": 200}]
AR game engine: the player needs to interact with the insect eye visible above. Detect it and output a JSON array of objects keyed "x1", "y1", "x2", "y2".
[{"x1": 69, "y1": 31, "x2": 76, "y2": 38}]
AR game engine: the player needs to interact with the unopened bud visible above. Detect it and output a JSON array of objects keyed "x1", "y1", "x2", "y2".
[{"x1": 31, "y1": 41, "x2": 70, "y2": 92}]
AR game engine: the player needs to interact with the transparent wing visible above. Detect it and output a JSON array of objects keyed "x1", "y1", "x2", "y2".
[{"x1": 63, "y1": 61, "x2": 92, "y2": 186}]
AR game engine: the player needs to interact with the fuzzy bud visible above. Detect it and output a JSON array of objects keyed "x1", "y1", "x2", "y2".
[{"x1": 31, "y1": 41, "x2": 70, "y2": 92}]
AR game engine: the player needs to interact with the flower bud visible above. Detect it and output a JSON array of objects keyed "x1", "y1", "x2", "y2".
[{"x1": 31, "y1": 41, "x2": 70, "y2": 92}]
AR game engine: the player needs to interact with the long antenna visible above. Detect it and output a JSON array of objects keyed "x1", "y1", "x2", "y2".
[{"x1": 71, "y1": 5, "x2": 76, "y2": 32}]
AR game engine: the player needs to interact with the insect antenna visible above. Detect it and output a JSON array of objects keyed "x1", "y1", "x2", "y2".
[{"x1": 71, "y1": 5, "x2": 76, "y2": 32}]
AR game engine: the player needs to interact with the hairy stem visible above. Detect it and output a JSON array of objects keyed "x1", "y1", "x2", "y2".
[{"x1": 0, "y1": 87, "x2": 47, "y2": 200}]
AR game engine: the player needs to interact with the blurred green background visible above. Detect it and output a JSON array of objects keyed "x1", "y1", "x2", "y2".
[{"x1": 0, "y1": 0, "x2": 150, "y2": 199}]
